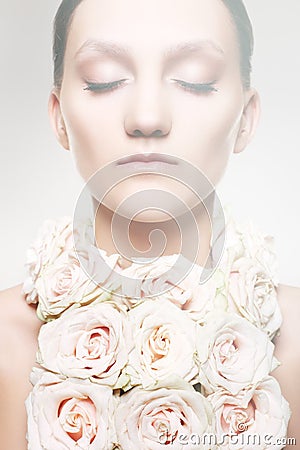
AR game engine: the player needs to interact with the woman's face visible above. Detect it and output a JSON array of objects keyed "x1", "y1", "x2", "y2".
[{"x1": 50, "y1": 0, "x2": 259, "y2": 218}]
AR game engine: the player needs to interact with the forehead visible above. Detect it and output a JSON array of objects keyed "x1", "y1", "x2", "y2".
[{"x1": 66, "y1": 0, "x2": 238, "y2": 62}]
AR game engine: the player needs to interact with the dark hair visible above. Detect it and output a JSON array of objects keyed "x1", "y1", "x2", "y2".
[{"x1": 53, "y1": 0, "x2": 253, "y2": 90}]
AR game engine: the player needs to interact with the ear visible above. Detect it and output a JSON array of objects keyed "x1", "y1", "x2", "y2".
[
  {"x1": 233, "y1": 88, "x2": 261, "y2": 154},
  {"x1": 48, "y1": 89, "x2": 70, "y2": 150}
]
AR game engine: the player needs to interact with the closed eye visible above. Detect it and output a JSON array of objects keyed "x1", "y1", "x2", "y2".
[
  {"x1": 83, "y1": 79, "x2": 128, "y2": 92},
  {"x1": 172, "y1": 79, "x2": 218, "y2": 94}
]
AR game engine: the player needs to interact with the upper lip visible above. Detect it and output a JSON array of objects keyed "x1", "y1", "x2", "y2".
[{"x1": 116, "y1": 153, "x2": 178, "y2": 165}]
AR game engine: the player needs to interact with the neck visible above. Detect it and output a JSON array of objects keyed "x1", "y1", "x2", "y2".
[{"x1": 92, "y1": 192, "x2": 215, "y2": 268}]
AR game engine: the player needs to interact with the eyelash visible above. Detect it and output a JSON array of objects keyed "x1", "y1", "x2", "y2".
[
  {"x1": 83, "y1": 79, "x2": 127, "y2": 92},
  {"x1": 171, "y1": 79, "x2": 218, "y2": 94},
  {"x1": 83, "y1": 79, "x2": 218, "y2": 94}
]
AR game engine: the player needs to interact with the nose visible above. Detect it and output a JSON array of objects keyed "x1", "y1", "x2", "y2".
[{"x1": 124, "y1": 85, "x2": 172, "y2": 138}]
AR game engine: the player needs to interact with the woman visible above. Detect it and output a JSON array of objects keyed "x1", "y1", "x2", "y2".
[{"x1": 0, "y1": 0, "x2": 299, "y2": 448}]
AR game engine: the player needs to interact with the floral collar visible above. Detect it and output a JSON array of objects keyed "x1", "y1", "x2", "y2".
[{"x1": 23, "y1": 211, "x2": 290, "y2": 449}]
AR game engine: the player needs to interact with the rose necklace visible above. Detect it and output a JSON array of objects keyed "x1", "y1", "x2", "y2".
[{"x1": 23, "y1": 212, "x2": 290, "y2": 450}]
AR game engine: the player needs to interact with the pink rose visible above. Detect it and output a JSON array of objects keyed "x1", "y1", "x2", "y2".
[
  {"x1": 196, "y1": 312, "x2": 278, "y2": 395},
  {"x1": 208, "y1": 377, "x2": 291, "y2": 449},
  {"x1": 124, "y1": 299, "x2": 198, "y2": 389},
  {"x1": 37, "y1": 302, "x2": 132, "y2": 387},
  {"x1": 26, "y1": 368, "x2": 117, "y2": 450},
  {"x1": 115, "y1": 380, "x2": 215, "y2": 450},
  {"x1": 23, "y1": 217, "x2": 73, "y2": 304}
]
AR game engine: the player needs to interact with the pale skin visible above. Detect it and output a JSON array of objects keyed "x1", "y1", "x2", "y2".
[{"x1": 0, "y1": 0, "x2": 299, "y2": 448}]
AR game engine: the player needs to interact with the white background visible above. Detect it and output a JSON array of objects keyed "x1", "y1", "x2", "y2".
[{"x1": 0, "y1": 0, "x2": 299, "y2": 289}]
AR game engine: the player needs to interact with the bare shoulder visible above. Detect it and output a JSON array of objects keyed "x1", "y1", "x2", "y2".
[
  {"x1": 0, "y1": 283, "x2": 43, "y2": 376},
  {"x1": 0, "y1": 284, "x2": 41, "y2": 331},
  {"x1": 275, "y1": 284, "x2": 300, "y2": 363},
  {"x1": 0, "y1": 285, "x2": 42, "y2": 364},
  {"x1": 0, "y1": 284, "x2": 43, "y2": 449},
  {"x1": 273, "y1": 284, "x2": 300, "y2": 447},
  {"x1": 276, "y1": 283, "x2": 300, "y2": 310}
]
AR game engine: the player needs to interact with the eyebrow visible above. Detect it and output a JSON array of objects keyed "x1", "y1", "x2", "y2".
[
  {"x1": 74, "y1": 39, "x2": 225, "y2": 60},
  {"x1": 75, "y1": 39, "x2": 130, "y2": 59},
  {"x1": 163, "y1": 40, "x2": 225, "y2": 59}
]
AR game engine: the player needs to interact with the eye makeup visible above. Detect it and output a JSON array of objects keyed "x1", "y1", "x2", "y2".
[
  {"x1": 171, "y1": 79, "x2": 218, "y2": 95},
  {"x1": 165, "y1": 50, "x2": 225, "y2": 83},
  {"x1": 76, "y1": 39, "x2": 225, "y2": 96},
  {"x1": 83, "y1": 79, "x2": 128, "y2": 93}
]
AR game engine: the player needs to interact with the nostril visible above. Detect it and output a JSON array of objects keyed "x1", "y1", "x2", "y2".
[
  {"x1": 151, "y1": 129, "x2": 163, "y2": 137},
  {"x1": 132, "y1": 129, "x2": 164, "y2": 137},
  {"x1": 132, "y1": 129, "x2": 144, "y2": 137}
]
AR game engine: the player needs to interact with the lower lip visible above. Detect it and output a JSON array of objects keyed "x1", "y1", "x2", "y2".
[{"x1": 117, "y1": 161, "x2": 176, "y2": 171}]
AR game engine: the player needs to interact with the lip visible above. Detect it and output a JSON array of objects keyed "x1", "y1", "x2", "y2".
[{"x1": 116, "y1": 153, "x2": 178, "y2": 166}]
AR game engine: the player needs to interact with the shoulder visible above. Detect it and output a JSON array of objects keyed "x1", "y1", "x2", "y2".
[
  {"x1": 277, "y1": 283, "x2": 300, "y2": 305},
  {"x1": 273, "y1": 284, "x2": 300, "y2": 445},
  {"x1": 274, "y1": 284, "x2": 300, "y2": 386},
  {"x1": 0, "y1": 284, "x2": 42, "y2": 376},
  {"x1": 275, "y1": 284, "x2": 300, "y2": 356},
  {"x1": 0, "y1": 284, "x2": 42, "y2": 347},
  {"x1": 0, "y1": 285, "x2": 43, "y2": 449}
]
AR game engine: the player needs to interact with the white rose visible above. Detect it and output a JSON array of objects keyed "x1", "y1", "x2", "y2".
[
  {"x1": 37, "y1": 302, "x2": 132, "y2": 387},
  {"x1": 215, "y1": 217, "x2": 281, "y2": 338},
  {"x1": 221, "y1": 217, "x2": 279, "y2": 282},
  {"x1": 237, "y1": 221, "x2": 279, "y2": 283},
  {"x1": 119, "y1": 254, "x2": 188, "y2": 306},
  {"x1": 26, "y1": 368, "x2": 117, "y2": 450},
  {"x1": 196, "y1": 312, "x2": 278, "y2": 395},
  {"x1": 119, "y1": 254, "x2": 225, "y2": 324},
  {"x1": 182, "y1": 268, "x2": 228, "y2": 321},
  {"x1": 227, "y1": 257, "x2": 282, "y2": 339},
  {"x1": 76, "y1": 242, "x2": 125, "y2": 294},
  {"x1": 34, "y1": 253, "x2": 110, "y2": 321},
  {"x1": 23, "y1": 217, "x2": 73, "y2": 304},
  {"x1": 208, "y1": 377, "x2": 291, "y2": 450},
  {"x1": 124, "y1": 299, "x2": 198, "y2": 389},
  {"x1": 115, "y1": 380, "x2": 215, "y2": 450}
]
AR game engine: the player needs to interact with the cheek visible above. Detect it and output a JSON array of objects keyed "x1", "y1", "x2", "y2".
[
  {"x1": 178, "y1": 89, "x2": 243, "y2": 147},
  {"x1": 173, "y1": 87, "x2": 243, "y2": 183},
  {"x1": 60, "y1": 88, "x2": 124, "y2": 179}
]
